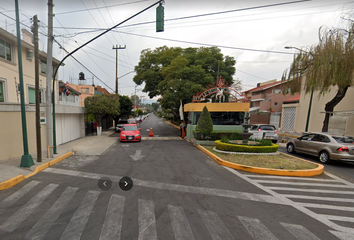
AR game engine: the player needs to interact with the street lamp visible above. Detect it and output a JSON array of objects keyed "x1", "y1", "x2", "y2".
[{"x1": 284, "y1": 46, "x2": 313, "y2": 132}]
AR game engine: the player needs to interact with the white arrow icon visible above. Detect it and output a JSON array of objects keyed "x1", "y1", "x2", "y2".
[
  {"x1": 130, "y1": 150, "x2": 145, "y2": 161},
  {"x1": 124, "y1": 181, "x2": 128, "y2": 187},
  {"x1": 103, "y1": 181, "x2": 107, "y2": 187}
]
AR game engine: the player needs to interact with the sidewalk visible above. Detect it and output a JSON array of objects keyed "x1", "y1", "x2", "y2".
[{"x1": 0, "y1": 128, "x2": 117, "y2": 191}]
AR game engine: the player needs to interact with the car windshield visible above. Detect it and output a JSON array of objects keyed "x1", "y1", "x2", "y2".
[
  {"x1": 260, "y1": 125, "x2": 275, "y2": 131},
  {"x1": 123, "y1": 126, "x2": 138, "y2": 131},
  {"x1": 250, "y1": 125, "x2": 258, "y2": 130},
  {"x1": 332, "y1": 136, "x2": 354, "y2": 143}
]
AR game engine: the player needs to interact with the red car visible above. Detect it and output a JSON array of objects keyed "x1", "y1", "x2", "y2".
[{"x1": 120, "y1": 124, "x2": 141, "y2": 142}]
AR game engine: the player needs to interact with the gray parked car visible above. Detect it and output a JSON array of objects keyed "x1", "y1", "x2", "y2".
[{"x1": 286, "y1": 132, "x2": 354, "y2": 163}]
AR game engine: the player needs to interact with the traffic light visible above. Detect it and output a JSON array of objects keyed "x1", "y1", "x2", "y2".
[{"x1": 156, "y1": 3, "x2": 164, "y2": 32}]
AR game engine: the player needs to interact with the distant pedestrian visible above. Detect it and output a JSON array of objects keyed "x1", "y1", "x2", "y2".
[
  {"x1": 139, "y1": 118, "x2": 142, "y2": 126},
  {"x1": 94, "y1": 121, "x2": 98, "y2": 135},
  {"x1": 179, "y1": 120, "x2": 183, "y2": 137}
]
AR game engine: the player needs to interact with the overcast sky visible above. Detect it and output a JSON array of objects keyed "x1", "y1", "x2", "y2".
[{"x1": 0, "y1": 0, "x2": 351, "y2": 102}]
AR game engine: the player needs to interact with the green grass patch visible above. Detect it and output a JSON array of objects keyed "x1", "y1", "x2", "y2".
[{"x1": 203, "y1": 146, "x2": 318, "y2": 170}]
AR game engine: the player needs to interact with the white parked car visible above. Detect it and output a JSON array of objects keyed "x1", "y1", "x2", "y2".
[{"x1": 248, "y1": 124, "x2": 278, "y2": 143}]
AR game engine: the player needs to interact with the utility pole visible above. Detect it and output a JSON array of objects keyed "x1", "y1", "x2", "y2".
[
  {"x1": 46, "y1": 0, "x2": 54, "y2": 158},
  {"x1": 112, "y1": 45, "x2": 126, "y2": 94},
  {"x1": 15, "y1": 0, "x2": 34, "y2": 167},
  {"x1": 32, "y1": 15, "x2": 42, "y2": 162}
]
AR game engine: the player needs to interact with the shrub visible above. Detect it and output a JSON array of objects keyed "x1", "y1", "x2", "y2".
[
  {"x1": 195, "y1": 106, "x2": 213, "y2": 135},
  {"x1": 220, "y1": 135, "x2": 229, "y2": 143},
  {"x1": 215, "y1": 140, "x2": 279, "y2": 153}
]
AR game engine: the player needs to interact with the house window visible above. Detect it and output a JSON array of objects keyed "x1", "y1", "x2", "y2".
[
  {"x1": 0, "y1": 81, "x2": 5, "y2": 102},
  {"x1": 274, "y1": 102, "x2": 278, "y2": 106},
  {"x1": 28, "y1": 88, "x2": 36, "y2": 104},
  {"x1": 40, "y1": 59, "x2": 46, "y2": 74},
  {"x1": 272, "y1": 89, "x2": 282, "y2": 94},
  {"x1": 0, "y1": 39, "x2": 12, "y2": 61},
  {"x1": 81, "y1": 88, "x2": 89, "y2": 93}
]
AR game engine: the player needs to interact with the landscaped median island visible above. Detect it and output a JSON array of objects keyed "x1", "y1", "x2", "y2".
[{"x1": 196, "y1": 144, "x2": 324, "y2": 177}]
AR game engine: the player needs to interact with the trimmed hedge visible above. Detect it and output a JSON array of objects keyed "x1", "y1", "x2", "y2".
[
  {"x1": 215, "y1": 140, "x2": 279, "y2": 153},
  {"x1": 193, "y1": 131, "x2": 243, "y2": 140}
]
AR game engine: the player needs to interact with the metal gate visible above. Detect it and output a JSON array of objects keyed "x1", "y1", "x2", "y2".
[{"x1": 282, "y1": 107, "x2": 296, "y2": 131}]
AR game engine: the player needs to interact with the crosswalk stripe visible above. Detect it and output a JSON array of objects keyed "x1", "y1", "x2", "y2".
[
  {"x1": 268, "y1": 187, "x2": 354, "y2": 195},
  {"x1": 0, "y1": 183, "x2": 58, "y2": 232},
  {"x1": 318, "y1": 214, "x2": 354, "y2": 223},
  {"x1": 255, "y1": 180, "x2": 353, "y2": 188},
  {"x1": 138, "y1": 199, "x2": 157, "y2": 240},
  {"x1": 197, "y1": 209, "x2": 234, "y2": 240},
  {"x1": 26, "y1": 187, "x2": 78, "y2": 240},
  {"x1": 168, "y1": 205, "x2": 195, "y2": 240},
  {"x1": 60, "y1": 190, "x2": 100, "y2": 240},
  {"x1": 141, "y1": 137, "x2": 181, "y2": 140},
  {"x1": 280, "y1": 223, "x2": 320, "y2": 240},
  {"x1": 0, "y1": 180, "x2": 40, "y2": 214},
  {"x1": 282, "y1": 195, "x2": 354, "y2": 203},
  {"x1": 99, "y1": 194, "x2": 125, "y2": 240},
  {"x1": 300, "y1": 203, "x2": 354, "y2": 212},
  {"x1": 238, "y1": 216, "x2": 278, "y2": 240},
  {"x1": 243, "y1": 175, "x2": 340, "y2": 182},
  {"x1": 329, "y1": 230, "x2": 354, "y2": 240}
]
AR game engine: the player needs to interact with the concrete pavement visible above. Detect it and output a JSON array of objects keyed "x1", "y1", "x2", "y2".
[{"x1": 0, "y1": 128, "x2": 117, "y2": 191}]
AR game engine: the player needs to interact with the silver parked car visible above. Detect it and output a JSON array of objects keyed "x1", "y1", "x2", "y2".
[
  {"x1": 286, "y1": 132, "x2": 354, "y2": 163},
  {"x1": 248, "y1": 124, "x2": 278, "y2": 143}
]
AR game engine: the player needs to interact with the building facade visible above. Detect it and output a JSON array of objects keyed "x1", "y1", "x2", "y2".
[{"x1": 0, "y1": 27, "x2": 85, "y2": 161}]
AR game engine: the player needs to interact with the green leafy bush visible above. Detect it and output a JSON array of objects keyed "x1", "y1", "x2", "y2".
[
  {"x1": 220, "y1": 135, "x2": 229, "y2": 143},
  {"x1": 215, "y1": 140, "x2": 279, "y2": 153},
  {"x1": 195, "y1": 106, "x2": 213, "y2": 135}
]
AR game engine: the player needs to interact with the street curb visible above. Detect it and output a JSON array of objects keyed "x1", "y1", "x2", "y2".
[
  {"x1": 195, "y1": 144, "x2": 324, "y2": 177},
  {"x1": 0, "y1": 151, "x2": 73, "y2": 191},
  {"x1": 164, "y1": 120, "x2": 180, "y2": 129}
]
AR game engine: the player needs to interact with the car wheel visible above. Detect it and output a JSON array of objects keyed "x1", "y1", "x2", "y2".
[
  {"x1": 272, "y1": 140, "x2": 277, "y2": 144},
  {"x1": 319, "y1": 151, "x2": 330, "y2": 163},
  {"x1": 287, "y1": 143, "x2": 295, "y2": 153}
]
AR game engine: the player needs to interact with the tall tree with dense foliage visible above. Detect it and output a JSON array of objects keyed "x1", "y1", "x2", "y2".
[
  {"x1": 283, "y1": 22, "x2": 354, "y2": 132},
  {"x1": 133, "y1": 46, "x2": 236, "y2": 117},
  {"x1": 85, "y1": 94, "x2": 120, "y2": 127},
  {"x1": 195, "y1": 106, "x2": 213, "y2": 135},
  {"x1": 118, "y1": 95, "x2": 133, "y2": 118}
]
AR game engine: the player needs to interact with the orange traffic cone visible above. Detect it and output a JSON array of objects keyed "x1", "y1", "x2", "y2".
[{"x1": 148, "y1": 128, "x2": 154, "y2": 137}]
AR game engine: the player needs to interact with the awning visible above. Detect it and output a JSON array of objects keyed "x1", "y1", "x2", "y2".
[{"x1": 249, "y1": 107, "x2": 259, "y2": 112}]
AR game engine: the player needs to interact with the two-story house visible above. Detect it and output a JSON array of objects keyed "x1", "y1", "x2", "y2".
[{"x1": 0, "y1": 27, "x2": 85, "y2": 161}]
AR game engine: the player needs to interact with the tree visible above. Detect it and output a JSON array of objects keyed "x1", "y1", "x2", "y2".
[
  {"x1": 130, "y1": 94, "x2": 141, "y2": 108},
  {"x1": 283, "y1": 22, "x2": 354, "y2": 132},
  {"x1": 152, "y1": 102, "x2": 160, "y2": 111},
  {"x1": 118, "y1": 95, "x2": 133, "y2": 118},
  {"x1": 85, "y1": 94, "x2": 120, "y2": 127},
  {"x1": 133, "y1": 46, "x2": 236, "y2": 117},
  {"x1": 195, "y1": 106, "x2": 213, "y2": 135},
  {"x1": 136, "y1": 109, "x2": 143, "y2": 116}
]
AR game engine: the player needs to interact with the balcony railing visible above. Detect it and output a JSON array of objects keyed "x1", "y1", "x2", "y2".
[{"x1": 251, "y1": 93, "x2": 265, "y2": 101}]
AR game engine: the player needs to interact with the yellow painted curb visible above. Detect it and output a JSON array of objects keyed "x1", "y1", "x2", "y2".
[
  {"x1": 195, "y1": 145, "x2": 324, "y2": 177},
  {"x1": 0, "y1": 151, "x2": 73, "y2": 191},
  {"x1": 164, "y1": 120, "x2": 180, "y2": 129}
]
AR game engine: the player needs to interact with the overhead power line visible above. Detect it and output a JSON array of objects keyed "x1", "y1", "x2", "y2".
[
  {"x1": 115, "y1": 31, "x2": 293, "y2": 55},
  {"x1": 55, "y1": 0, "x2": 149, "y2": 15}
]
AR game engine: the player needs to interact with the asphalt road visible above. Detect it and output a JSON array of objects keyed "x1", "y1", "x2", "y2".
[{"x1": 0, "y1": 114, "x2": 353, "y2": 239}]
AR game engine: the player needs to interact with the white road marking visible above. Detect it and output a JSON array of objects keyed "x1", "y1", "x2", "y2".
[
  {"x1": 0, "y1": 183, "x2": 58, "y2": 232},
  {"x1": 300, "y1": 203, "x2": 354, "y2": 212},
  {"x1": 224, "y1": 167, "x2": 354, "y2": 234},
  {"x1": 329, "y1": 230, "x2": 354, "y2": 240},
  {"x1": 168, "y1": 205, "x2": 195, "y2": 240},
  {"x1": 282, "y1": 195, "x2": 354, "y2": 203},
  {"x1": 319, "y1": 215, "x2": 354, "y2": 223},
  {"x1": 198, "y1": 209, "x2": 234, "y2": 240},
  {"x1": 60, "y1": 190, "x2": 100, "y2": 240},
  {"x1": 0, "y1": 180, "x2": 40, "y2": 214},
  {"x1": 254, "y1": 180, "x2": 354, "y2": 188},
  {"x1": 243, "y1": 174, "x2": 339, "y2": 182},
  {"x1": 100, "y1": 194, "x2": 125, "y2": 240},
  {"x1": 26, "y1": 187, "x2": 78, "y2": 240},
  {"x1": 43, "y1": 168, "x2": 284, "y2": 205},
  {"x1": 268, "y1": 187, "x2": 354, "y2": 195},
  {"x1": 280, "y1": 222, "x2": 320, "y2": 240},
  {"x1": 130, "y1": 150, "x2": 145, "y2": 161},
  {"x1": 238, "y1": 216, "x2": 278, "y2": 240},
  {"x1": 138, "y1": 199, "x2": 157, "y2": 240}
]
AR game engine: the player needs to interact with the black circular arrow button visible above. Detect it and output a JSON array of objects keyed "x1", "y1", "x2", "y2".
[
  {"x1": 119, "y1": 176, "x2": 133, "y2": 191},
  {"x1": 98, "y1": 177, "x2": 112, "y2": 191}
]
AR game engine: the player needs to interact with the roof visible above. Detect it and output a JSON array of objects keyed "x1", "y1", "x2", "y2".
[
  {"x1": 283, "y1": 95, "x2": 300, "y2": 103},
  {"x1": 184, "y1": 102, "x2": 249, "y2": 112}
]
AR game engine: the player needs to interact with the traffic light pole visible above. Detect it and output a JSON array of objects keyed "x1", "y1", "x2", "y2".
[{"x1": 52, "y1": 0, "x2": 163, "y2": 154}]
